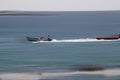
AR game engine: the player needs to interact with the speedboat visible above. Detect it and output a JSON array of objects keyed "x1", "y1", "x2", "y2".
[
  {"x1": 26, "y1": 36, "x2": 52, "y2": 41},
  {"x1": 26, "y1": 36, "x2": 39, "y2": 41},
  {"x1": 96, "y1": 34, "x2": 120, "y2": 40}
]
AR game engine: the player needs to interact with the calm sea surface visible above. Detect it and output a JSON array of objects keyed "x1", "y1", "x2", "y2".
[{"x1": 0, "y1": 11, "x2": 120, "y2": 80}]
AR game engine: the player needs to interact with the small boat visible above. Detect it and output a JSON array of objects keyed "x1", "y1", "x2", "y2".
[
  {"x1": 26, "y1": 36, "x2": 52, "y2": 41},
  {"x1": 96, "y1": 34, "x2": 120, "y2": 40},
  {"x1": 26, "y1": 36, "x2": 39, "y2": 41}
]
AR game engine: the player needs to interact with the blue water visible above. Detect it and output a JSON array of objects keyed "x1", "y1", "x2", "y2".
[{"x1": 0, "y1": 11, "x2": 120, "y2": 80}]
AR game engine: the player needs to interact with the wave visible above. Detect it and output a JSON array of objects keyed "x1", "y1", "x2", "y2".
[
  {"x1": 32, "y1": 38, "x2": 120, "y2": 43},
  {"x1": 0, "y1": 69, "x2": 120, "y2": 80}
]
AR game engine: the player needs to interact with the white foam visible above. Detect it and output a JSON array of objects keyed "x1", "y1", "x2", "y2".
[
  {"x1": 40, "y1": 69, "x2": 120, "y2": 79},
  {"x1": 32, "y1": 38, "x2": 120, "y2": 43},
  {"x1": 0, "y1": 69, "x2": 120, "y2": 80},
  {"x1": 0, "y1": 72, "x2": 41, "y2": 80}
]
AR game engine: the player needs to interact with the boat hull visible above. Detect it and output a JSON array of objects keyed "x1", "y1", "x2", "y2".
[
  {"x1": 26, "y1": 37, "x2": 38, "y2": 41},
  {"x1": 96, "y1": 35, "x2": 120, "y2": 40},
  {"x1": 26, "y1": 36, "x2": 52, "y2": 41}
]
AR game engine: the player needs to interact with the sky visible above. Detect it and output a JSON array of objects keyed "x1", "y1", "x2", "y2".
[{"x1": 0, "y1": 0, "x2": 120, "y2": 11}]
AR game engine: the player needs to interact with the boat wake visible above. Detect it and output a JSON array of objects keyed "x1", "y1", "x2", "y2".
[
  {"x1": 0, "y1": 69, "x2": 120, "y2": 80},
  {"x1": 32, "y1": 38, "x2": 120, "y2": 43}
]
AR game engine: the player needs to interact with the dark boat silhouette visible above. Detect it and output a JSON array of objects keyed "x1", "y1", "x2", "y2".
[
  {"x1": 26, "y1": 37, "x2": 39, "y2": 41},
  {"x1": 96, "y1": 34, "x2": 120, "y2": 40},
  {"x1": 26, "y1": 36, "x2": 52, "y2": 41}
]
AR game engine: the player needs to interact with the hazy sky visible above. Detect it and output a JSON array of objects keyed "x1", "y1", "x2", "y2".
[{"x1": 0, "y1": 0, "x2": 120, "y2": 11}]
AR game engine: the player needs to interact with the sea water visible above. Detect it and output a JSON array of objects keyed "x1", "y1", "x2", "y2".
[{"x1": 0, "y1": 11, "x2": 120, "y2": 80}]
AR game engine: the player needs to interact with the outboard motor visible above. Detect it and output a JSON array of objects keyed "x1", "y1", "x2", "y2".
[
  {"x1": 47, "y1": 38, "x2": 52, "y2": 41},
  {"x1": 47, "y1": 35, "x2": 52, "y2": 41},
  {"x1": 119, "y1": 35, "x2": 120, "y2": 38}
]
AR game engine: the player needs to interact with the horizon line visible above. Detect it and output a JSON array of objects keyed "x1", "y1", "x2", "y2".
[{"x1": 0, "y1": 10, "x2": 120, "y2": 12}]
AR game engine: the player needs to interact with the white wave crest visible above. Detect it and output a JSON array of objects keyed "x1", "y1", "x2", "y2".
[
  {"x1": 0, "y1": 69, "x2": 120, "y2": 80},
  {"x1": 0, "y1": 72, "x2": 40, "y2": 80},
  {"x1": 40, "y1": 69, "x2": 120, "y2": 79}
]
